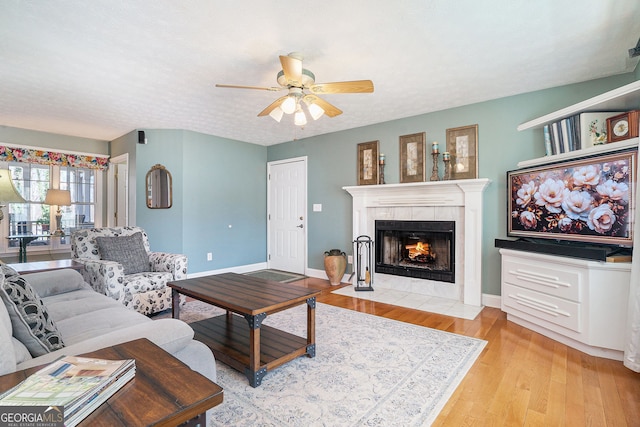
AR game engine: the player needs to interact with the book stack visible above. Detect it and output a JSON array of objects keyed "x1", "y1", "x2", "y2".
[
  {"x1": 0, "y1": 355, "x2": 135, "y2": 427},
  {"x1": 543, "y1": 111, "x2": 623, "y2": 156}
]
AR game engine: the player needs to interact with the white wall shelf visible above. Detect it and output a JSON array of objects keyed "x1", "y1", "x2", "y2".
[
  {"x1": 516, "y1": 137, "x2": 639, "y2": 169},
  {"x1": 517, "y1": 80, "x2": 640, "y2": 131}
]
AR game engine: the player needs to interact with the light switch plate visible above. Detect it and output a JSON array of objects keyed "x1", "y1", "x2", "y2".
[{"x1": 313, "y1": 204, "x2": 322, "y2": 212}]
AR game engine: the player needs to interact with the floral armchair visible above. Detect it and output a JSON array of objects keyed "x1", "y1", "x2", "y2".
[{"x1": 70, "y1": 226, "x2": 187, "y2": 315}]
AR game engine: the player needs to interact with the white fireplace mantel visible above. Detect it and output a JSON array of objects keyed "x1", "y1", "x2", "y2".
[{"x1": 344, "y1": 179, "x2": 490, "y2": 306}]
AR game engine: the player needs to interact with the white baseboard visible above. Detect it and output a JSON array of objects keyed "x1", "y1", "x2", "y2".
[
  {"x1": 482, "y1": 293, "x2": 501, "y2": 308},
  {"x1": 187, "y1": 262, "x2": 267, "y2": 279}
]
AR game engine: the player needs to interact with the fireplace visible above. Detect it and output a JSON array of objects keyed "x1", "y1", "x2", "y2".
[
  {"x1": 343, "y1": 180, "x2": 490, "y2": 306},
  {"x1": 375, "y1": 220, "x2": 455, "y2": 282}
]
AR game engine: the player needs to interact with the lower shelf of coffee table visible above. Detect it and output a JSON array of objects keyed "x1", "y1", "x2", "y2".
[{"x1": 191, "y1": 313, "x2": 310, "y2": 377}]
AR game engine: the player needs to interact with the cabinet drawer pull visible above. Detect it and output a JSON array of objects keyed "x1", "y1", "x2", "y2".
[
  {"x1": 510, "y1": 293, "x2": 571, "y2": 317},
  {"x1": 509, "y1": 268, "x2": 571, "y2": 289}
]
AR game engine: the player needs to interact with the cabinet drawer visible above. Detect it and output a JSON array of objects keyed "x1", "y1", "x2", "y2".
[
  {"x1": 502, "y1": 257, "x2": 581, "y2": 301},
  {"x1": 503, "y1": 283, "x2": 581, "y2": 333}
]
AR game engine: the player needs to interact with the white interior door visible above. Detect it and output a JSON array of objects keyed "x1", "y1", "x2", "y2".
[
  {"x1": 107, "y1": 154, "x2": 129, "y2": 227},
  {"x1": 267, "y1": 157, "x2": 307, "y2": 274}
]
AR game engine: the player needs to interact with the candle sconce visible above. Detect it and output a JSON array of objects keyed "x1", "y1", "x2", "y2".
[
  {"x1": 443, "y1": 152, "x2": 451, "y2": 180},
  {"x1": 430, "y1": 153, "x2": 440, "y2": 181},
  {"x1": 430, "y1": 141, "x2": 440, "y2": 181}
]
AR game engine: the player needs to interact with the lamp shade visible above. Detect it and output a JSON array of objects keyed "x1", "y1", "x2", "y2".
[
  {"x1": 0, "y1": 169, "x2": 26, "y2": 204},
  {"x1": 269, "y1": 106, "x2": 284, "y2": 122},
  {"x1": 294, "y1": 106, "x2": 307, "y2": 126},
  {"x1": 44, "y1": 189, "x2": 71, "y2": 206},
  {"x1": 307, "y1": 103, "x2": 325, "y2": 120},
  {"x1": 281, "y1": 96, "x2": 297, "y2": 114}
]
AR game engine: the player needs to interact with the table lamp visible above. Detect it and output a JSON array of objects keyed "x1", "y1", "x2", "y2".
[
  {"x1": 0, "y1": 168, "x2": 27, "y2": 222},
  {"x1": 44, "y1": 189, "x2": 71, "y2": 236}
]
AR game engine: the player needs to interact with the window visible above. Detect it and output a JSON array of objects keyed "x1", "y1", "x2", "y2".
[
  {"x1": 4, "y1": 162, "x2": 100, "y2": 251},
  {"x1": 7, "y1": 164, "x2": 50, "y2": 247},
  {"x1": 60, "y1": 166, "x2": 96, "y2": 231}
]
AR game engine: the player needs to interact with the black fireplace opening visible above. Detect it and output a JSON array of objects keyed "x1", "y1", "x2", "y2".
[{"x1": 375, "y1": 220, "x2": 455, "y2": 283}]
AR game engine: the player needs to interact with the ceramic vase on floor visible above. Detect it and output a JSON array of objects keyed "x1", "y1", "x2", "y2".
[{"x1": 324, "y1": 249, "x2": 347, "y2": 286}]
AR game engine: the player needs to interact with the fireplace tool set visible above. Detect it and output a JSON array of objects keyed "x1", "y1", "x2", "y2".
[{"x1": 353, "y1": 235, "x2": 374, "y2": 291}]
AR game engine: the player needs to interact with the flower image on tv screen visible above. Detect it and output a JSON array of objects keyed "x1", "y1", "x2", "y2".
[{"x1": 507, "y1": 149, "x2": 637, "y2": 247}]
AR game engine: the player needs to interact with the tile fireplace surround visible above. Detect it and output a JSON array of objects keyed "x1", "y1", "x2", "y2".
[{"x1": 344, "y1": 179, "x2": 490, "y2": 306}]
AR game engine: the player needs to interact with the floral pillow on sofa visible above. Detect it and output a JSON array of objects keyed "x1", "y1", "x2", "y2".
[{"x1": 0, "y1": 265, "x2": 65, "y2": 356}]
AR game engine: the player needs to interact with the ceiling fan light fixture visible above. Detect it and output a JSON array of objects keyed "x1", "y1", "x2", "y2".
[
  {"x1": 269, "y1": 106, "x2": 284, "y2": 122},
  {"x1": 307, "y1": 102, "x2": 325, "y2": 120},
  {"x1": 281, "y1": 96, "x2": 297, "y2": 114},
  {"x1": 294, "y1": 106, "x2": 307, "y2": 126}
]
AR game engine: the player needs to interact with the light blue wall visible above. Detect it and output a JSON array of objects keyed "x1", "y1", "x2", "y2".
[
  {"x1": 134, "y1": 129, "x2": 268, "y2": 273},
  {"x1": 134, "y1": 129, "x2": 185, "y2": 256},
  {"x1": 0, "y1": 126, "x2": 108, "y2": 154},
  {"x1": 267, "y1": 73, "x2": 637, "y2": 296},
  {"x1": 181, "y1": 130, "x2": 267, "y2": 272}
]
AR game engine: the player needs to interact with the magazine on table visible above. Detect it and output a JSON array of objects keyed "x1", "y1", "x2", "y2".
[{"x1": 0, "y1": 355, "x2": 135, "y2": 425}]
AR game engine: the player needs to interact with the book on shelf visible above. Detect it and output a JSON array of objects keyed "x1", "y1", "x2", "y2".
[
  {"x1": 0, "y1": 355, "x2": 135, "y2": 427},
  {"x1": 543, "y1": 111, "x2": 625, "y2": 156}
]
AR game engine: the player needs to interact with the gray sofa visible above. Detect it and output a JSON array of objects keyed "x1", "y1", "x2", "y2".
[{"x1": 0, "y1": 267, "x2": 216, "y2": 387}]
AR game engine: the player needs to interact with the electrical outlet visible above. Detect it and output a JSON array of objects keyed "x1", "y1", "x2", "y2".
[
  {"x1": 207, "y1": 252, "x2": 213, "y2": 261},
  {"x1": 348, "y1": 255, "x2": 353, "y2": 264}
]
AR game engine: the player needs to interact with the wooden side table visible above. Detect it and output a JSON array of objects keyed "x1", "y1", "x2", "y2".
[
  {"x1": 7, "y1": 259, "x2": 85, "y2": 275},
  {"x1": 0, "y1": 338, "x2": 224, "y2": 426}
]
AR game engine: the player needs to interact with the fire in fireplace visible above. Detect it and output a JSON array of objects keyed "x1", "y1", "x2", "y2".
[{"x1": 375, "y1": 220, "x2": 455, "y2": 283}]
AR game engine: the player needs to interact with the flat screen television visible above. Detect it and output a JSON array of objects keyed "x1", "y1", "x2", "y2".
[{"x1": 507, "y1": 148, "x2": 637, "y2": 248}]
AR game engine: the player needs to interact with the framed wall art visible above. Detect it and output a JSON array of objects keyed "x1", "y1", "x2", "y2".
[
  {"x1": 357, "y1": 140, "x2": 380, "y2": 185},
  {"x1": 446, "y1": 124, "x2": 478, "y2": 180},
  {"x1": 399, "y1": 132, "x2": 426, "y2": 183}
]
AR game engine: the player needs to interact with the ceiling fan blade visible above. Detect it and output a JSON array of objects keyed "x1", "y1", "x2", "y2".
[
  {"x1": 303, "y1": 94, "x2": 342, "y2": 117},
  {"x1": 279, "y1": 55, "x2": 303, "y2": 87},
  {"x1": 309, "y1": 80, "x2": 374, "y2": 94},
  {"x1": 258, "y1": 96, "x2": 288, "y2": 117},
  {"x1": 216, "y1": 84, "x2": 281, "y2": 92}
]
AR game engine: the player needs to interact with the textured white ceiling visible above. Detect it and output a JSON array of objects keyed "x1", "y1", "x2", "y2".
[{"x1": 0, "y1": 0, "x2": 639, "y2": 146}]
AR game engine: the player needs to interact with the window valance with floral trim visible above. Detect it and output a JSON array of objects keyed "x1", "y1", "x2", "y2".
[{"x1": 0, "y1": 145, "x2": 109, "y2": 171}]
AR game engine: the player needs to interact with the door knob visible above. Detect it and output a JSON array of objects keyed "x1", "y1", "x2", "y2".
[{"x1": 297, "y1": 224, "x2": 304, "y2": 228}]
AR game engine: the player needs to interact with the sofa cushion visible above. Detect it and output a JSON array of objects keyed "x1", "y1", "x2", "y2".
[
  {"x1": 24, "y1": 269, "x2": 89, "y2": 298},
  {"x1": 44, "y1": 289, "x2": 149, "y2": 344},
  {"x1": 17, "y1": 318, "x2": 195, "y2": 371},
  {"x1": 0, "y1": 315, "x2": 16, "y2": 376},
  {"x1": 96, "y1": 232, "x2": 150, "y2": 274},
  {"x1": 12, "y1": 337, "x2": 31, "y2": 364},
  {"x1": 0, "y1": 265, "x2": 65, "y2": 357}
]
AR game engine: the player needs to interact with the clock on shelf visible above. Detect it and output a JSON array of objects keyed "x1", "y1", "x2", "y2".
[{"x1": 607, "y1": 110, "x2": 639, "y2": 142}]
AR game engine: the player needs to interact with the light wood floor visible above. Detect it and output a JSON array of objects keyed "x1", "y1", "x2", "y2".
[{"x1": 291, "y1": 277, "x2": 640, "y2": 426}]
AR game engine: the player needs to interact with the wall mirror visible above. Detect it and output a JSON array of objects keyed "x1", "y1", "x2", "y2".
[{"x1": 146, "y1": 164, "x2": 172, "y2": 209}]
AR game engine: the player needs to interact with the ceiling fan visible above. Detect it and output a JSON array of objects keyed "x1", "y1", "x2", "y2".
[{"x1": 216, "y1": 52, "x2": 374, "y2": 126}]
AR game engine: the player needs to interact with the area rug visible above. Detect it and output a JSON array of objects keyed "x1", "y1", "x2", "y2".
[
  {"x1": 243, "y1": 269, "x2": 307, "y2": 283},
  {"x1": 161, "y1": 300, "x2": 486, "y2": 426}
]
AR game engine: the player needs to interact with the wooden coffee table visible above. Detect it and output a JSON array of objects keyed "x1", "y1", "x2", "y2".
[
  {"x1": 0, "y1": 338, "x2": 223, "y2": 426},
  {"x1": 168, "y1": 273, "x2": 321, "y2": 387}
]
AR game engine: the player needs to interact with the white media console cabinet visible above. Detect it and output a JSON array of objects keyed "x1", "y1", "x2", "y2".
[{"x1": 500, "y1": 248, "x2": 630, "y2": 360}]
